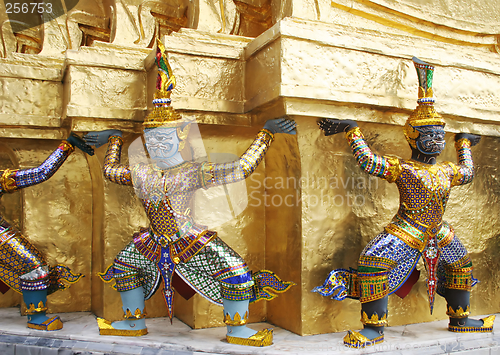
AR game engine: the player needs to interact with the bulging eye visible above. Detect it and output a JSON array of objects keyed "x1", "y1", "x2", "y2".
[{"x1": 156, "y1": 135, "x2": 171, "y2": 142}]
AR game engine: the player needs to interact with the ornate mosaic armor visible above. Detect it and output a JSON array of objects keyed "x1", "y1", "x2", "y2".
[
  {"x1": 99, "y1": 132, "x2": 292, "y2": 318},
  {"x1": 341, "y1": 129, "x2": 476, "y2": 310}
]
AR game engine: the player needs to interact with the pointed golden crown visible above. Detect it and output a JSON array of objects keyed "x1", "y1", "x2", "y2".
[
  {"x1": 143, "y1": 39, "x2": 183, "y2": 129},
  {"x1": 403, "y1": 57, "x2": 445, "y2": 148}
]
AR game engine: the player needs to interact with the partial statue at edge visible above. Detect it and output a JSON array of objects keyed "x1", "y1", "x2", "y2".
[
  {"x1": 313, "y1": 57, "x2": 495, "y2": 348},
  {"x1": 84, "y1": 39, "x2": 296, "y2": 347},
  {"x1": 0, "y1": 134, "x2": 93, "y2": 330}
]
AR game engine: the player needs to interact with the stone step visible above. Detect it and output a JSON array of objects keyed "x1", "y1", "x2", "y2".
[{"x1": 0, "y1": 308, "x2": 497, "y2": 355}]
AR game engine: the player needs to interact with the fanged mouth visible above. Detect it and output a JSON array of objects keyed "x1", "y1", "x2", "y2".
[
  {"x1": 424, "y1": 141, "x2": 445, "y2": 153},
  {"x1": 149, "y1": 144, "x2": 174, "y2": 158}
]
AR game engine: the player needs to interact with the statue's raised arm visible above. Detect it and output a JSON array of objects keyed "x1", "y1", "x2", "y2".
[
  {"x1": 318, "y1": 118, "x2": 401, "y2": 183},
  {"x1": 1, "y1": 133, "x2": 93, "y2": 193},
  {"x1": 202, "y1": 117, "x2": 296, "y2": 188},
  {"x1": 84, "y1": 130, "x2": 132, "y2": 186},
  {"x1": 447, "y1": 133, "x2": 480, "y2": 187}
]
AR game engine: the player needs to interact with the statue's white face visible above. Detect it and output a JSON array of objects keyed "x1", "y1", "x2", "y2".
[{"x1": 144, "y1": 128, "x2": 180, "y2": 167}]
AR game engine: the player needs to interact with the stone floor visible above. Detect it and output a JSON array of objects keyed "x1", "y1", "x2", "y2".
[{"x1": 0, "y1": 308, "x2": 497, "y2": 355}]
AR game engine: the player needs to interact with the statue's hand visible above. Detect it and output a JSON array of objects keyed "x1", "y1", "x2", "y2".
[
  {"x1": 456, "y1": 133, "x2": 481, "y2": 147},
  {"x1": 67, "y1": 133, "x2": 94, "y2": 156},
  {"x1": 83, "y1": 130, "x2": 123, "y2": 148},
  {"x1": 263, "y1": 118, "x2": 297, "y2": 135},
  {"x1": 318, "y1": 119, "x2": 358, "y2": 136}
]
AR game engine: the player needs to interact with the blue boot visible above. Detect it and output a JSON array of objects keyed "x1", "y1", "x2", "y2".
[
  {"x1": 23, "y1": 290, "x2": 63, "y2": 331},
  {"x1": 97, "y1": 287, "x2": 147, "y2": 336},
  {"x1": 223, "y1": 299, "x2": 273, "y2": 347}
]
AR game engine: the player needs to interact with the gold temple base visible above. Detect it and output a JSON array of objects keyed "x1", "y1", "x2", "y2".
[
  {"x1": 343, "y1": 330, "x2": 384, "y2": 348},
  {"x1": 226, "y1": 328, "x2": 273, "y2": 347},
  {"x1": 448, "y1": 315, "x2": 495, "y2": 333},
  {"x1": 97, "y1": 317, "x2": 148, "y2": 336},
  {"x1": 27, "y1": 316, "x2": 63, "y2": 331}
]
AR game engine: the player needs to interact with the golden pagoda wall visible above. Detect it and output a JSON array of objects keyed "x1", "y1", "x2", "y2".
[{"x1": 0, "y1": 0, "x2": 499, "y2": 336}]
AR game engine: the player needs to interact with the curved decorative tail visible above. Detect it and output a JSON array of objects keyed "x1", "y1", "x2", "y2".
[
  {"x1": 312, "y1": 268, "x2": 359, "y2": 301},
  {"x1": 250, "y1": 270, "x2": 295, "y2": 303},
  {"x1": 97, "y1": 264, "x2": 118, "y2": 290},
  {"x1": 47, "y1": 264, "x2": 84, "y2": 295}
]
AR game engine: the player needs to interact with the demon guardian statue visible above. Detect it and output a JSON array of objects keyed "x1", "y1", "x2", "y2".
[
  {"x1": 85, "y1": 40, "x2": 296, "y2": 347},
  {"x1": 313, "y1": 57, "x2": 495, "y2": 348}
]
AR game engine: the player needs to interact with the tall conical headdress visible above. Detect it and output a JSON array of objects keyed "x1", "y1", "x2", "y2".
[
  {"x1": 143, "y1": 39, "x2": 184, "y2": 129},
  {"x1": 403, "y1": 57, "x2": 445, "y2": 148}
]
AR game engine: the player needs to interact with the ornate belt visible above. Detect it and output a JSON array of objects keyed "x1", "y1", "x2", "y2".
[{"x1": 385, "y1": 214, "x2": 449, "y2": 252}]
